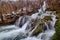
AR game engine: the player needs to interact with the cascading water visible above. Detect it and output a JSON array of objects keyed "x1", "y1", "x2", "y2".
[{"x1": 0, "y1": 1, "x2": 57, "y2": 40}]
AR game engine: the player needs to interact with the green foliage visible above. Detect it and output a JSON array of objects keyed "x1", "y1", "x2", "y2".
[
  {"x1": 56, "y1": 10, "x2": 60, "y2": 14},
  {"x1": 55, "y1": 19, "x2": 60, "y2": 39},
  {"x1": 53, "y1": 19, "x2": 60, "y2": 40},
  {"x1": 32, "y1": 20, "x2": 42, "y2": 36},
  {"x1": 44, "y1": 16, "x2": 52, "y2": 21},
  {"x1": 52, "y1": 34, "x2": 58, "y2": 40}
]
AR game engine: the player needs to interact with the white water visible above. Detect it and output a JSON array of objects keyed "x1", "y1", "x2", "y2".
[{"x1": 0, "y1": 1, "x2": 57, "y2": 40}]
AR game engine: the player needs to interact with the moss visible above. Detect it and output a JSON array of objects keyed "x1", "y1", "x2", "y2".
[
  {"x1": 52, "y1": 33, "x2": 58, "y2": 40},
  {"x1": 44, "y1": 16, "x2": 52, "y2": 21},
  {"x1": 52, "y1": 18, "x2": 60, "y2": 40},
  {"x1": 56, "y1": 19, "x2": 60, "y2": 40},
  {"x1": 56, "y1": 10, "x2": 60, "y2": 14},
  {"x1": 55, "y1": 10, "x2": 60, "y2": 19},
  {"x1": 52, "y1": 10, "x2": 60, "y2": 40},
  {"x1": 32, "y1": 20, "x2": 42, "y2": 36}
]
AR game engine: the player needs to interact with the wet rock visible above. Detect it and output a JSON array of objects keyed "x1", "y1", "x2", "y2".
[
  {"x1": 26, "y1": 19, "x2": 39, "y2": 31},
  {"x1": 32, "y1": 20, "x2": 42, "y2": 36}
]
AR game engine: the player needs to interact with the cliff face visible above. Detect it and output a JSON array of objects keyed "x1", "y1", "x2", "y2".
[{"x1": 0, "y1": 0, "x2": 60, "y2": 25}]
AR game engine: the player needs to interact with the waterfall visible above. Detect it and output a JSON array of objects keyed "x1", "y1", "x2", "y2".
[
  {"x1": 0, "y1": 1, "x2": 57, "y2": 40},
  {"x1": 21, "y1": 21, "x2": 29, "y2": 30},
  {"x1": 15, "y1": 17, "x2": 23, "y2": 27}
]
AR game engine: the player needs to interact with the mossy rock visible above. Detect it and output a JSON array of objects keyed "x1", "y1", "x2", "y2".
[
  {"x1": 56, "y1": 10, "x2": 60, "y2": 14},
  {"x1": 32, "y1": 20, "x2": 42, "y2": 36},
  {"x1": 52, "y1": 18, "x2": 60, "y2": 40},
  {"x1": 52, "y1": 34, "x2": 58, "y2": 40},
  {"x1": 44, "y1": 16, "x2": 52, "y2": 21},
  {"x1": 56, "y1": 10, "x2": 60, "y2": 18}
]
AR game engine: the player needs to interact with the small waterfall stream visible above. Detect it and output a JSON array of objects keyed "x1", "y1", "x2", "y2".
[{"x1": 0, "y1": 1, "x2": 57, "y2": 40}]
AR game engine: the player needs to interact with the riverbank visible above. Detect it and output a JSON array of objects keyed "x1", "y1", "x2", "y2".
[{"x1": 52, "y1": 10, "x2": 60, "y2": 40}]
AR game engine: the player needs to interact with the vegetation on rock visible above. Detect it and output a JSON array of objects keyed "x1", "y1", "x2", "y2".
[
  {"x1": 32, "y1": 20, "x2": 42, "y2": 36},
  {"x1": 52, "y1": 18, "x2": 60, "y2": 40},
  {"x1": 44, "y1": 16, "x2": 52, "y2": 21}
]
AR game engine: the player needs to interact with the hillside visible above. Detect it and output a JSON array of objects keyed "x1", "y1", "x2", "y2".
[{"x1": 0, "y1": 0, "x2": 60, "y2": 25}]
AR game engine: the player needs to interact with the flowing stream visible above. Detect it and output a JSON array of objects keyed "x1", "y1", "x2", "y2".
[{"x1": 0, "y1": 1, "x2": 57, "y2": 40}]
